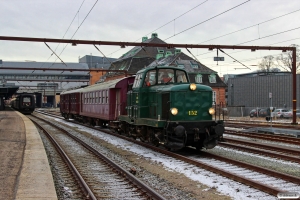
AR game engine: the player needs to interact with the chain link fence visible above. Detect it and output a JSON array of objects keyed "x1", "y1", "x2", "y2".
[{"x1": 213, "y1": 104, "x2": 299, "y2": 122}]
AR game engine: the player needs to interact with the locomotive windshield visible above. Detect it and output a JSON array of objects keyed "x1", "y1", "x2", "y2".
[
  {"x1": 133, "y1": 68, "x2": 188, "y2": 88},
  {"x1": 23, "y1": 97, "x2": 31, "y2": 102}
]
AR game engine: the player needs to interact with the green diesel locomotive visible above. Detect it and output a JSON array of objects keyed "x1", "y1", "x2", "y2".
[{"x1": 118, "y1": 66, "x2": 224, "y2": 151}]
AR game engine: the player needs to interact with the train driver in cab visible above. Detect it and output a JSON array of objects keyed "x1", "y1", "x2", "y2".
[
  {"x1": 161, "y1": 72, "x2": 172, "y2": 83},
  {"x1": 144, "y1": 77, "x2": 151, "y2": 87}
]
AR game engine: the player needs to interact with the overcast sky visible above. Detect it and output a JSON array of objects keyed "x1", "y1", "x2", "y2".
[{"x1": 1, "y1": 0, "x2": 300, "y2": 75}]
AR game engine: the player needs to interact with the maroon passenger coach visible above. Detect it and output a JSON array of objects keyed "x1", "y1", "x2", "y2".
[{"x1": 60, "y1": 77, "x2": 135, "y2": 126}]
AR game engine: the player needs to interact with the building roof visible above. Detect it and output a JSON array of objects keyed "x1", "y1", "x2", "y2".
[
  {"x1": 0, "y1": 61, "x2": 89, "y2": 76},
  {"x1": 98, "y1": 33, "x2": 226, "y2": 88}
]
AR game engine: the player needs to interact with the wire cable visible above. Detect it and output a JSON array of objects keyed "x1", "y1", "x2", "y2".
[
  {"x1": 199, "y1": 8, "x2": 300, "y2": 45},
  {"x1": 164, "y1": 0, "x2": 251, "y2": 40},
  {"x1": 107, "y1": 1, "x2": 209, "y2": 57}
]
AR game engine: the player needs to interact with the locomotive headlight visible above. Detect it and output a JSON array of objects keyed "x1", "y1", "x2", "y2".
[
  {"x1": 189, "y1": 83, "x2": 197, "y2": 91},
  {"x1": 170, "y1": 108, "x2": 178, "y2": 115},
  {"x1": 208, "y1": 107, "x2": 215, "y2": 115}
]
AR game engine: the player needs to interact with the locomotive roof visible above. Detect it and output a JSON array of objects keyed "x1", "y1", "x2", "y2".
[{"x1": 136, "y1": 65, "x2": 185, "y2": 74}]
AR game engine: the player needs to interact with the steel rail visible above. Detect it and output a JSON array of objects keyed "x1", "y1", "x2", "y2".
[
  {"x1": 30, "y1": 118, "x2": 97, "y2": 200},
  {"x1": 225, "y1": 130, "x2": 300, "y2": 145},
  {"x1": 218, "y1": 142, "x2": 300, "y2": 164},
  {"x1": 201, "y1": 151, "x2": 300, "y2": 184},
  {"x1": 225, "y1": 121, "x2": 300, "y2": 130},
  {"x1": 224, "y1": 137, "x2": 300, "y2": 155}
]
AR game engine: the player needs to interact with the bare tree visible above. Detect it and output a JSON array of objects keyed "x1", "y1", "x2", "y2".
[
  {"x1": 276, "y1": 44, "x2": 300, "y2": 72},
  {"x1": 258, "y1": 55, "x2": 276, "y2": 73}
]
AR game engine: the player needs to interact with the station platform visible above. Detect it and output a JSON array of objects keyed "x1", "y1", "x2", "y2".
[{"x1": 0, "y1": 107, "x2": 57, "y2": 200}]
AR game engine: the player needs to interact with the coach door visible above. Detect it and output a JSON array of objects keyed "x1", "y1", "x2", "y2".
[{"x1": 114, "y1": 89, "x2": 121, "y2": 120}]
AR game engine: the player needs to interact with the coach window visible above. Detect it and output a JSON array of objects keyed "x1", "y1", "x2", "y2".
[
  {"x1": 106, "y1": 90, "x2": 108, "y2": 103},
  {"x1": 102, "y1": 91, "x2": 105, "y2": 103},
  {"x1": 99, "y1": 91, "x2": 102, "y2": 103},
  {"x1": 95, "y1": 92, "x2": 98, "y2": 103}
]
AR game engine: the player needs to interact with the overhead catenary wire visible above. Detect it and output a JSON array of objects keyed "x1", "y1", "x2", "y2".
[
  {"x1": 107, "y1": 0, "x2": 209, "y2": 57},
  {"x1": 198, "y1": 8, "x2": 300, "y2": 45},
  {"x1": 164, "y1": 0, "x2": 251, "y2": 41},
  {"x1": 202, "y1": 37, "x2": 300, "y2": 67},
  {"x1": 52, "y1": 0, "x2": 99, "y2": 64}
]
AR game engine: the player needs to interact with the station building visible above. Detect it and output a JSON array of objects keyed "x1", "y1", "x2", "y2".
[{"x1": 225, "y1": 72, "x2": 300, "y2": 116}]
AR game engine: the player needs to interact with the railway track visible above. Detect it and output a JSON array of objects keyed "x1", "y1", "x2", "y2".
[
  {"x1": 225, "y1": 120, "x2": 300, "y2": 130},
  {"x1": 225, "y1": 129, "x2": 300, "y2": 146},
  {"x1": 34, "y1": 111, "x2": 300, "y2": 198},
  {"x1": 30, "y1": 114, "x2": 166, "y2": 200}
]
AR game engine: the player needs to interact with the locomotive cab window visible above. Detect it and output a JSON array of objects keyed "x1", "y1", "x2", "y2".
[
  {"x1": 143, "y1": 70, "x2": 156, "y2": 87},
  {"x1": 159, "y1": 69, "x2": 174, "y2": 84},
  {"x1": 23, "y1": 97, "x2": 30, "y2": 102},
  {"x1": 176, "y1": 70, "x2": 188, "y2": 83},
  {"x1": 22, "y1": 97, "x2": 31, "y2": 105},
  {"x1": 133, "y1": 74, "x2": 142, "y2": 88}
]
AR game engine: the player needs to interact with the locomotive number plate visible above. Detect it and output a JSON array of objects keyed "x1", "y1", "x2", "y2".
[{"x1": 188, "y1": 111, "x2": 197, "y2": 115}]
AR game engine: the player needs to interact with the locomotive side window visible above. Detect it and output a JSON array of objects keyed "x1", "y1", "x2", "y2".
[{"x1": 133, "y1": 74, "x2": 142, "y2": 88}]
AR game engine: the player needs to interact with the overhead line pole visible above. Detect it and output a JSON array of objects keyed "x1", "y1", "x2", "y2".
[{"x1": 0, "y1": 35, "x2": 297, "y2": 124}]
